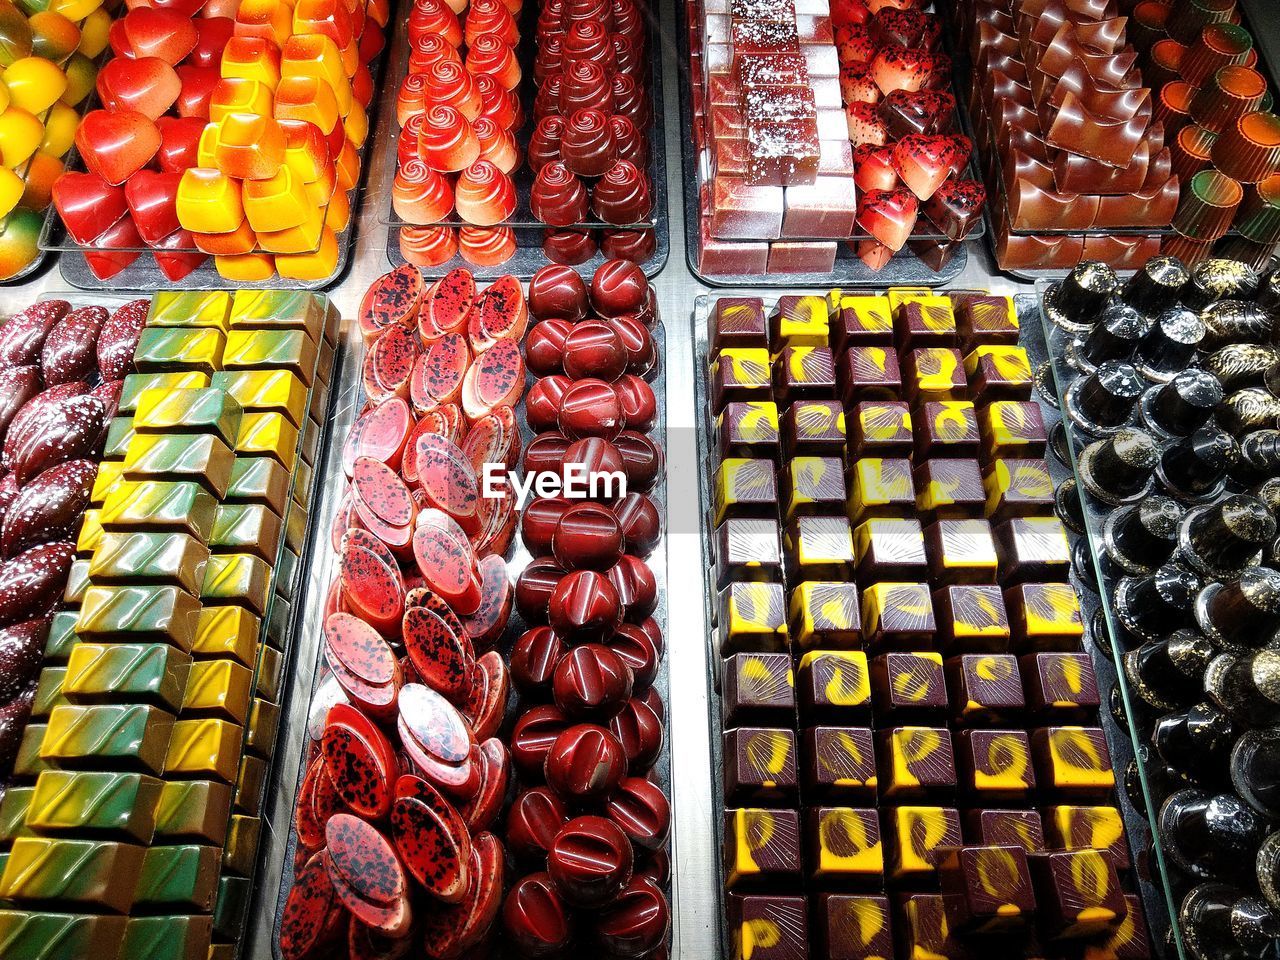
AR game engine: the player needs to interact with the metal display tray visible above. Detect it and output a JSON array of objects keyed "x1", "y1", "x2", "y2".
[
  {"x1": 687, "y1": 291, "x2": 1172, "y2": 958},
  {"x1": 260, "y1": 322, "x2": 678, "y2": 958}
]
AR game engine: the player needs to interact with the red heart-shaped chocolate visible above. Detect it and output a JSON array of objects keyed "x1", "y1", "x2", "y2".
[
  {"x1": 175, "y1": 64, "x2": 220, "y2": 120},
  {"x1": 82, "y1": 215, "x2": 143, "y2": 281},
  {"x1": 155, "y1": 116, "x2": 206, "y2": 172},
  {"x1": 121, "y1": 7, "x2": 198, "y2": 63},
  {"x1": 856, "y1": 187, "x2": 919, "y2": 251},
  {"x1": 96, "y1": 56, "x2": 182, "y2": 121},
  {"x1": 151, "y1": 229, "x2": 207, "y2": 281},
  {"x1": 124, "y1": 170, "x2": 182, "y2": 244},
  {"x1": 74, "y1": 110, "x2": 162, "y2": 186},
  {"x1": 189, "y1": 16, "x2": 234, "y2": 69},
  {"x1": 52, "y1": 172, "x2": 128, "y2": 245}
]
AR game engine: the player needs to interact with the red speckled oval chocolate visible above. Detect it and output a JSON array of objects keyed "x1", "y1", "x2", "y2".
[
  {"x1": 279, "y1": 851, "x2": 337, "y2": 960},
  {"x1": 460, "y1": 736, "x2": 509, "y2": 832},
  {"x1": 553, "y1": 643, "x2": 634, "y2": 719},
  {"x1": 363, "y1": 325, "x2": 421, "y2": 403},
  {"x1": 526, "y1": 318, "x2": 573, "y2": 376},
  {"x1": 469, "y1": 274, "x2": 528, "y2": 353},
  {"x1": 506, "y1": 786, "x2": 571, "y2": 858},
  {"x1": 403, "y1": 604, "x2": 473, "y2": 704},
  {"x1": 459, "y1": 554, "x2": 511, "y2": 649},
  {"x1": 547, "y1": 813, "x2": 634, "y2": 906},
  {"x1": 563, "y1": 320, "x2": 628, "y2": 382},
  {"x1": 410, "y1": 332, "x2": 471, "y2": 416},
  {"x1": 527, "y1": 376, "x2": 571, "y2": 431},
  {"x1": 502, "y1": 871, "x2": 574, "y2": 954},
  {"x1": 607, "y1": 695, "x2": 664, "y2": 774},
  {"x1": 606, "y1": 777, "x2": 671, "y2": 852},
  {"x1": 339, "y1": 529, "x2": 400, "y2": 584},
  {"x1": 608, "y1": 621, "x2": 660, "y2": 691},
  {"x1": 419, "y1": 268, "x2": 476, "y2": 341},
  {"x1": 326, "y1": 813, "x2": 406, "y2": 904},
  {"x1": 395, "y1": 773, "x2": 474, "y2": 854},
  {"x1": 420, "y1": 832, "x2": 505, "y2": 959},
  {"x1": 0, "y1": 300, "x2": 69, "y2": 369},
  {"x1": 558, "y1": 378, "x2": 624, "y2": 440},
  {"x1": 399, "y1": 682, "x2": 472, "y2": 764},
  {"x1": 322, "y1": 704, "x2": 397, "y2": 820},
  {"x1": 293, "y1": 755, "x2": 328, "y2": 852},
  {"x1": 613, "y1": 374, "x2": 657, "y2": 432},
  {"x1": 339, "y1": 542, "x2": 404, "y2": 635},
  {"x1": 352, "y1": 456, "x2": 416, "y2": 530},
  {"x1": 343, "y1": 397, "x2": 414, "y2": 477},
  {"x1": 474, "y1": 483, "x2": 517, "y2": 557},
  {"x1": 324, "y1": 848, "x2": 413, "y2": 939},
  {"x1": 510, "y1": 703, "x2": 572, "y2": 777},
  {"x1": 515, "y1": 557, "x2": 567, "y2": 623},
  {"x1": 324, "y1": 612, "x2": 398, "y2": 686},
  {"x1": 529, "y1": 264, "x2": 589, "y2": 323},
  {"x1": 400, "y1": 725, "x2": 481, "y2": 799},
  {"x1": 548, "y1": 569, "x2": 622, "y2": 640},
  {"x1": 359, "y1": 264, "x2": 423, "y2": 342},
  {"x1": 390, "y1": 793, "x2": 470, "y2": 903},
  {"x1": 510, "y1": 625, "x2": 565, "y2": 697},
  {"x1": 544, "y1": 724, "x2": 627, "y2": 802},
  {"x1": 412, "y1": 433, "x2": 480, "y2": 532},
  {"x1": 595, "y1": 876, "x2": 670, "y2": 957},
  {"x1": 412, "y1": 511, "x2": 481, "y2": 615},
  {"x1": 552, "y1": 502, "x2": 624, "y2": 572},
  {"x1": 347, "y1": 914, "x2": 412, "y2": 960},
  {"x1": 461, "y1": 649, "x2": 508, "y2": 742},
  {"x1": 460, "y1": 411, "x2": 516, "y2": 480},
  {"x1": 462, "y1": 336, "x2": 525, "y2": 420}
]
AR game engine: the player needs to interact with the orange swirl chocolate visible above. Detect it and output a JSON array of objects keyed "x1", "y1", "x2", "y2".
[
  {"x1": 717, "y1": 401, "x2": 781, "y2": 459},
  {"x1": 964, "y1": 809, "x2": 1046, "y2": 854},
  {"x1": 885, "y1": 805, "x2": 962, "y2": 880},
  {"x1": 850, "y1": 401, "x2": 913, "y2": 456},
  {"x1": 785, "y1": 515, "x2": 855, "y2": 581},
  {"x1": 939, "y1": 844, "x2": 1034, "y2": 933},
  {"x1": 838, "y1": 346, "x2": 903, "y2": 405},
  {"x1": 915, "y1": 459, "x2": 986, "y2": 518},
  {"x1": 983, "y1": 458, "x2": 1055, "y2": 519},
  {"x1": 1044, "y1": 805, "x2": 1129, "y2": 870},
  {"x1": 802, "y1": 727, "x2": 877, "y2": 803},
  {"x1": 994, "y1": 517, "x2": 1072, "y2": 585},
  {"x1": 833, "y1": 296, "x2": 894, "y2": 352},
  {"x1": 1007, "y1": 583, "x2": 1085, "y2": 651},
  {"x1": 798, "y1": 650, "x2": 870, "y2": 721},
  {"x1": 894, "y1": 296, "x2": 957, "y2": 347},
  {"x1": 722, "y1": 652, "x2": 795, "y2": 727},
  {"x1": 848, "y1": 458, "x2": 915, "y2": 522},
  {"x1": 1031, "y1": 726, "x2": 1116, "y2": 800},
  {"x1": 788, "y1": 581, "x2": 861, "y2": 649},
  {"x1": 956, "y1": 729, "x2": 1036, "y2": 802},
  {"x1": 904, "y1": 347, "x2": 966, "y2": 401},
  {"x1": 978, "y1": 400, "x2": 1048, "y2": 460},
  {"x1": 710, "y1": 297, "x2": 768, "y2": 353},
  {"x1": 878, "y1": 726, "x2": 957, "y2": 799},
  {"x1": 724, "y1": 727, "x2": 798, "y2": 805},
  {"x1": 950, "y1": 293, "x2": 1019, "y2": 350},
  {"x1": 807, "y1": 807, "x2": 883, "y2": 883},
  {"x1": 714, "y1": 518, "x2": 783, "y2": 589},
  {"x1": 770, "y1": 295, "x2": 830, "y2": 349},
  {"x1": 774, "y1": 345, "x2": 837, "y2": 404},
  {"x1": 935, "y1": 585, "x2": 1011, "y2": 654},
  {"x1": 718, "y1": 581, "x2": 789, "y2": 653},
  {"x1": 814, "y1": 893, "x2": 893, "y2": 960},
  {"x1": 1022, "y1": 652, "x2": 1101, "y2": 720},
  {"x1": 946, "y1": 653, "x2": 1023, "y2": 724},
  {"x1": 784, "y1": 456, "x2": 847, "y2": 519},
  {"x1": 712, "y1": 348, "x2": 772, "y2": 410},
  {"x1": 870, "y1": 652, "x2": 946, "y2": 719},
  {"x1": 963, "y1": 345, "x2": 1033, "y2": 401},
  {"x1": 723, "y1": 807, "x2": 804, "y2": 887},
  {"x1": 914, "y1": 400, "x2": 980, "y2": 459},
  {"x1": 713, "y1": 458, "x2": 779, "y2": 524},
  {"x1": 727, "y1": 894, "x2": 808, "y2": 960}
]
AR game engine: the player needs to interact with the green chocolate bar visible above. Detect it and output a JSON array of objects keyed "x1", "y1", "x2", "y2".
[
  {"x1": 146, "y1": 291, "x2": 231, "y2": 330},
  {"x1": 222, "y1": 814, "x2": 261, "y2": 876},
  {"x1": 245, "y1": 698, "x2": 279, "y2": 759},
  {"x1": 13, "y1": 725, "x2": 49, "y2": 779},
  {"x1": 88, "y1": 532, "x2": 210, "y2": 595},
  {"x1": 200, "y1": 554, "x2": 271, "y2": 616},
  {"x1": 286, "y1": 501, "x2": 309, "y2": 554},
  {"x1": 316, "y1": 337, "x2": 335, "y2": 386},
  {"x1": 191, "y1": 607, "x2": 259, "y2": 667},
  {"x1": 135, "y1": 388, "x2": 242, "y2": 448},
  {"x1": 62, "y1": 561, "x2": 89, "y2": 606},
  {"x1": 133, "y1": 845, "x2": 220, "y2": 910},
  {"x1": 210, "y1": 369, "x2": 309, "y2": 427},
  {"x1": 224, "y1": 457, "x2": 289, "y2": 513},
  {"x1": 299, "y1": 415, "x2": 320, "y2": 467},
  {"x1": 152, "y1": 781, "x2": 231, "y2": 845},
  {"x1": 118, "y1": 372, "x2": 211, "y2": 414},
  {"x1": 77, "y1": 586, "x2": 201, "y2": 651},
  {"x1": 228, "y1": 290, "x2": 326, "y2": 338},
  {"x1": 101, "y1": 481, "x2": 217, "y2": 541},
  {"x1": 102, "y1": 418, "x2": 136, "y2": 460},
  {"x1": 0, "y1": 837, "x2": 146, "y2": 912},
  {"x1": 122, "y1": 433, "x2": 237, "y2": 499},
  {"x1": 0, "y1": 911, "x2": 127, "y2": 960},
  {"x1": 265, "y1": 594, "x2": 291, "y2": 651},
  {"x1": 212, "y1": 875, "x2": 251, "y2": 940},
  {"x1": 235, "y1": 411, "x2": 299, "y2": 469},
  {"x1": 209, "y1": 504, "x2": 281, "y2": 563},
  {"x1": 163, "y1": 719, "x2": 242, "y2": 783},
  {"x1": 133, "y1": 328, "x2": 225, "y2": 375},
  {"x1": 41, "y1": 704, "x2": 176, "y2": 775},
  {"x1": 63, "y1": 644, "x2": 191, "y2": 711},
  {"x1": 275, "y1": 547, "x2": 300, "y2": 601},
  {"x1": 121, "y1": 915, "x2": 212, "y2": 960},
  {"x1": 26, "y1": 771, "x2": 163, "y2": 841},
  {"x1": 43, "y1": 612, "x2": 78, "y2": 664},
  {"x1": 0, "y1": 786, "x2": 33, "y2": 845},
  {"x1": 31, "y1": 667, "x2": 66, "y2": 719},
  {"x1": 180, "y1": 659, "x2": 252, "y2": 724},
  {"x1": 222, "y1": 329, "x2": 317, "y2": 385}
]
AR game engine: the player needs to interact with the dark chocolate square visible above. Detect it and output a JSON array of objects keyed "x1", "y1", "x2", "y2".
[
  {"x1": 1005, "y1": 583, "x2": 1084, "y2": 651},
  {"x1": 914, "y1": 459, "x2": 986, "y2": 518},
  {"x1": 963, "y1": 346, "x2": 1033, "y2": 401},
  {"x1": 784, "y1": 456, "x2": 847, "y2": 519},
  {"x1": 838, "y1": 346, "x2": 902, "y2": 406},
  {"x1": 1027, "y1": 850, "x2": 1126, "y2": 939},
  {"x1": 724, "y1": 807, "x2": 804, "y2": 888},
  {"x1": 934, "y1": 585, "x2": 1010, "y2": 652},
  {"x1": 854, "y1": 517, "x2": 928, "y2": 582},
  {"x1": 861, "y1": 582, "x2": 936, "y2": 650},
  {"x1": 1043, "y1": 805, "x2": 1130, "y2": 871},
  {"x1": 914, "y1": 400, "x2": 980, "y2": 459},
  {"x1": 939, "y1": 845, "x2": 1034, "y2": 933},
  {"x1": 894, "y1": 297, "x2": 957, "y2": 347},
  {"x1": 982, "y1": 458, "x2": 1055, "y2": 519},
  {"x1": 978, "y1": 401, "x2": 1047, "y2": 460},
  {"x1": 714, "y1": 518, "x2": 783, "y2": 588},
  {"x1": 781, "y1": 400, "x2": 846, "y2": 458},
  {"x1": 798, "y1": 650, "x2": 870, "y2": 721},
  {"x1": 925, "y1": 520, "x2": 998, "y2": 585},
  {"x1": 814, "y1": 893, "x2": 893, "y2": 960},
  {"x1": 963, "y1": 809, "x2": 1045, "y2": 854},
  {"x1": 723, "y1": 727, "x2": 799, "y2": 805},
  {"x1": 955, "y1": 729, "x2": 1036, "y2": 802},
  {"x1": 718, "y1": 581, "x2": 789, "y2": 653},
  {"x1": 806, "y1": 807, "x2": 884, "y2": 884},
  {"x1": 788, "y1": 581, "x2": 862, "y2": 649},
  {"x1": 993, "y1": 517, "x2": 1071, "y2": 585},
  {"x1": 727, "y1": 894, "x2": 808, "y2": 960},
  {"x1": 785, "y1": 515, "x2": 855, "y2": 581},
  {"x1": 712, "y1": 347, "x2": 773, "y2": 411},
  {"x1": 848, "y1": 458, "x2": 915, "y2": 522},
  {"x1": 833, "y1": 296, "x2": 894, "y2": 353},
  {"x1": 877, "y1": 726, "x2": 957, "y2": 800},
  {"x1": 769, "y1": 294, "x2": 829, "y2": 349},
  {"x1": 946, "y1": 653, "x2": 1023, "y2": 725},
  {"x1": 903, "y1": 348, "x2": 967, "y2": 402},
  {"x1": 801, "y1": 726, "x2": 877, "y2": 802},
  {"x1": 1030, "y1": 727, "x2": 1116, "y2": 801},
  {"x1": 870, "y1": 652, "x2": 947, "y2": 719},
  {"x1": 1091, "y1": 895, "x2": 1149, "y2": 960},
  {"x1": 722, "y1": 652, "x2": 795, "y2": 727},
  {"x1": 884, "y1": 807, "x2": 962, "y2": 881},
  {"x1": 894, "y1": 893, "x2": 970, "y2": 960},
  {"x1": 717, "y1": 401, "x2": 782, "y2": 460},
  {"x1": 1021, "y1": 652, "x2": 1100, "y2": 721},
  {"x1": 711, "y1": 297, "x2": 767, "y2": 354},
  {"x1": 951, "y1": 294, "x2": 1020, "y2": 351},
  {"x1": 850, "y1": 401, "x2": 913, "y2": 456},
  {"x1": 713, "y1": 458, "x2": 780, "y2": 525},
  {"x1": 774, "y1": 345, "x2": 837, "y2": 404}
]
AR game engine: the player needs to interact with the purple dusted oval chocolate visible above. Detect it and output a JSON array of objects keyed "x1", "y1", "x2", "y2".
[
  {"x1": 515, "y1": 557, "x2": 568, "y2": 623},
  {"x1": 558, "y1": 378, "x2": 625, "y2": 440},
  {"x1": 613, "y1": 374, "x2": 657, "y2": 431},
  {"x1": 89, "y1": 380, "x2": 123, "y2": 425},
  {"x1": 595, "y1": 876, "x2": 670, "y2": 956},
  {"x1": 0, "y1": 541, "x2": 74, "y2": 628},
  {"x1": 502, "y1": 871, "x2": 574, "y2": 956},
  {"x1": 553, "y1": 502, "x2": 624, "y2": 572},
  {"x1": 562, "y1": 437, "x2": 626, "y2": 501},
  {"x1": 510, "y1": 704, "x2": 573, "y2": 778},
  {"x1": 526, "y1": 318, "x2": 574, "y2": 376},
  {"x1": 529, "y1": 264, "x2": 589, "y2": 323},
  {"x1": 552, "y1": 643, "x2": 634, "y2": 720},
  {"x1": 8, "y1": 394, "x2": 105, "y2": 486},
  {"x1": 548, "y1": 569, "x2": 622, "y2": 641},
  {"x1": 607, "y1": 317, "x2": 656, "y2": 377},
  {"x1": 606, "y1": 555, "x2": 659, "y2": 622},
  {"x1": 2, "y1": 383, "x2": 89, "y2": 473},
  {"x1": 521, "y1": 497, "x2": 571, "y2": 555},
  {"x1": 606, "y1": 776, "x2": 671, "y2": 852},
  {"x1": 590, "y1": 260, "x2": 649, "y2": 318},
  {"x1": 563, "y1": 320, "x2": 628, "y2": 382},
  {"x1": 40, "y1": 306, "x2": 108, "y2": 386},
  {"x1": 506, "y1": 785, "x2": 571, "y2": 858},
  {"x1": 527, "y1": 376, "x2": 572, "y2": 432},
  {"x1": 614, "y1": 431, "x2": 663, "y2": 492},
  {"x1": 612, "y1": 494, "x2": 661, "y2": 558},
  {"x1": 96, "y1": 299, "x2": 149, "y2": 382},
  {"x1": 608, "y1": 622, "x2": 660, "y2": 691},
  {"x1": 607, "y1": 695, "x2": 663, "y2": 774},
  {"x1": 544, "y1": 723, "x2": 627, "y2": 803},
  {"x1": 325, "y1": 812, "x2": 406, "y2": 905},
  {"x1": 0, "y1": 367, "x2": 39, "y2": 447},
  {"x1": 0, "y1": 301, "x2": 69, "y2": 370},
  {"x1": 548, "y1": 813, "x2": 634, "y2": 907},
  {"x1": 511, "y1": 625, "x2": 567, "y2": 698},
  {"x1": 0, "y1": 616, "x2": 48, "y2": 701},
  {"x1": 0, "y1": 459, "x2": 96, "y2": 559},
  {"x1": 522, "y1": 432, "x2": 572, "y2": 477}
]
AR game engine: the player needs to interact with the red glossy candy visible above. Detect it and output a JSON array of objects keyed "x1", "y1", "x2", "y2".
[
  {"x1": 525, "y1": 318, "x2": 573, "y2": 376},
  {"x1": 510, "y1": 625, "x2": 566, "y2": 697},
  {"x1": 529, "y1": 264, "x2": 589, "y2": 322},
  {"x1": 548, "y1": 569, "x2": 622, "y2": 641},
  {"x1": 562, "y1": 320, "x2": 628, "y2": 382},
  {"x1": 520, "y1": 496, "x2": 570, "y2": 555},
  {"x1": 51, "y1": 173, "x2": 127, "y2": 245},
  {"x1": 596, "y1": 876, "x2": 670, "y2": 957},
  {"x1": 323, "y1": 612, "x2": 400, "y2": 721},
  {"x1": 326, "y1": 813, "x2": 405, "y2": 905},
  {"x1": 279, "y1": 851, "x2": 337, "y2": 960},
  {"x1": 614, "y1": 431, "x2": 663, "y2": 492},
  {"x1": 190, "y1": 15, "x2": 234, "y2": 68},
  {"x1": 412, "y1": 433, "x2": 480, "y2": 533},
  {"x1": 97, "y1": 56, "x2": 182, "y2": 121},
  {"x1": 460, "y1": 736, "x2": 509, "y2": 832},
  {"x1": 527, "y1": 376, "x2": 572, "y2": 432},
  {"x1": 390, "y1": 780, "x2": 471, "y2": 903},
  {"x1": 413, "y1": 511, "x2": 482, "y2": 615},
  {"x1": 76, "y1": 109, "x2": 162, "y2": 186},
  {"x1": 607, "y1": 695, "x2": 664, "y2": 773},
  {"x1": 339, "y1": 542, "x2": 404, "y2": 636},
  {"x1": 503, "y1": 873, "x2": 574, "y2": 956},
  {"x1": 547, "y1": 813, "x2": 634, "y2": 906},
  {"x1": 607, "y1": 316, "x2": 656, "y2": 376},
  {"x1": 591, "y1": 259, "x2": 649, "y2": 318},
  {"x1": 505, "y1": 786, "x2": 570, "y2": 859},
  {"x1": 121, "y1": 7, "x2": 199, "y2": 62},
  {"x1": 509, "y1": 703, "x2": 572, "y2": 778},
  {"x1": 344, "y1": 397, "x2": 413, "y2": 476},
  {"x1": 322, "y1": 704, "x2": 398, "y2": 820},
  {"x1": 641, "y1": 684, "x2": 664, "y2": 722},
  {"x1": 606, "y1": 777, "x2": 671, "y2": 852},
  {"x1": 421, "y1": 832, "x2": 505, "y2": 959},
  {"x1": 521, "y1": 432, "x2": 571, "y2": 478},
  {"x1": 460, "y1": 649, "x2": 507, "y2": 742},
  {"x1": 552, "y1": 643, "x2": 633, "y2": 719},
  {"x1": 81, "y1": 217, "x2": 143, "y2": 281},
  {"x1": 398, "y1": 683, "x2": 473, "y2": 766},
  {"x1": 559, "y1": 379, "x2": 625, "y2": 440},
  {"x1": 124, "y1": 171, "x2": 182, "y2": 245},
  {"x1": 612, "y1": 374, "x2": 656, "y2": 432},
  {"x1": 402, "y1": 603, "x2": 473, "y2": 704},
  {"x1": 607, "y1": 556, "x2": 659, "y2": 624},
  {"x1": 611, "y1": 494, "x2": 661, "y2": 557},
  {"x1": 562, "y1": 438, "x2": 626, "y2": 500},
  {"x1": 458, "y1": 554, "x2": 512, "y2": 650},
  {"x1": 635, "y1": 848, "x2": 670, "y2": 888},
  {"x1": 544, "y1": 724, "x2": 627, "y2": 804},
  {"x1": 514, "y1": 556, "x2": 567, "y2": 623},
  {"x1": 460, "y1": 409, "x2": 519, "y2": 479},
  {"x1": 461, "y1": 338, "x2": 526, "y2": 420},
  {"x1": 608, "y1": 620, "x2": 660, "y2": 691},
  {"x1": 41, "y1": 307, "x2": 106, "y2": 387},
  {"x1": 552, "y1": 501, "x2": 624, "y2": 572}
]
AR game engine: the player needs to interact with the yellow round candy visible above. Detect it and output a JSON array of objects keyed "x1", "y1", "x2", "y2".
[
  {"x1": 49, "y1": 0, "x2": 99, "y2": 25},
  {"x1": 0, "y1": 164, "x2": 22, "y2": 217},
  {"x1": 0, "y1": 106, "x2": 44, "y2": 167},
  {"x1": 75, "y1": 6, "x2": 108, "y2": 58},
  {"x1": 0, "y1": 2, "x2": 33, "y2": 69},
  {"x1": 216, "y1": 252, "x2": 275, "y2": 282},
  {"x1": 0, "y1": 206, "x2": 41, "y2": 281},
  {"x1": 0, "y1": 79, "x2": 11, "y2": 115},
  {"x1": 20, "y1": 148, "x2": 60, "y2": 210},
  {"x1": 58, "y1": 51, "x2": 92, "y2": 105},
  {"x1": 39, "y1": 99, "x2": 74, "y2": 156},
  {"x1": 4, "y1": 57, "x2": 67, "y2": 114},
  {"x1": 28, "y1": 12, "x2": 78, "y2": 63}
]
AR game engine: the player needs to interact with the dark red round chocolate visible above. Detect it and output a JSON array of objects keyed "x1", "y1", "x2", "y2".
[
  {"x1": 523, "y1": 432, "x2": 572, "y2": 476},
  {"x1": 526, "y1": 319, "x2": 574, "y2": 376},
  {"x1": 613, "y1": 374, "x2": 657, "y2": 431},
  {"x1": 543, "y1": 228, "x2": 598, "y2": 266},
  {"x1": 607, "y1": 695, "x2": 663, "y2": 774},
  {"x1": 591, "y1": 260, "x2": 649, "y2": 318},
  {"x1": 640, "y1": 684, "x2": 664, "y2": 721},
  {"x1": 521, "y1": 496, "x2": 571, "y2": 555},
  {"x1": 506, "y1": 786, "x2": 571, "y2": 859},
  {"x1": 547, "y1": 813, "x2": 634, "y2": 907},
  {"x1": 529, "y1": 264, "x2": 589, "y2": 322},
  {"x1": 548, "y1": 569, "x2": 622, "y2": 641},
  {"x1": 510, "y1": 704, "x2": 573, "y2": 778},
  {"x1": 608, "y1": 621, "x2": 660, "y2": 691},
  {"x1": 544, "y1": 724, "x2": 627, "y2": 803},
  {"x1": 527, "y1": 377, "x2": 572, "y2": 432},
  {"x1": 558, "y1": 378, "x2": 625, "y2": 440},
  {"x1": 502, "y1": 872, "x2": 574, "y2": 956},
  {"x1": 606, "y1": 556, "x2": 659, "y2": 623},
  {"x1": 563, "y1": 321, "x2": 628, "y2": 382},
  {"x1": 605, "y1": 776, "x2": 671, "y2": 852},
  {"x1": 510, "y1": 625, "x2": 566, "y2": 698},
  {"x1": 515, "y1": 557, "x2": 569, "y2": 623},
  {"x1": 553, "y1": 502, "x2": 624, "y2": 571},
  {"x1": 595, "y1": 876, "x2": 670, "y2": 957},
  {"x1": 552, "y1": 643, "x2": 634, "y2": 719},
  {"x1": 613, "y1": 431, "x2": 663, "y2": 491},
  {"x1": 606, "y1": 316, "x2": 655, "y2": 376},
  {"x1": 611, "y1": 493, "x2": 661, "y2": 557},
  {"x1": 635, "y1": 848, "x2": 670, "y2": 888},
  {"x1": 562, "y1": 437, "x2": 626, "y2": 502}
]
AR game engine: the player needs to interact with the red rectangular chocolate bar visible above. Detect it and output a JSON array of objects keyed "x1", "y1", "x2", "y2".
[
  {"x1": 699, "y1": 221, "x2": 771, "y2": 275},
  {"x1": 731, "y1": 18, "x2": 800, "y2": 57},
  {"x1": 746, "y1": 117, "x2": 820, "y2": 185},
  {"x1": 783, "y1": 178, "x2": 857, "y2": 237},
  {"x1": 738, "y1": 53, "x2": 809, "y2": 88},
  {"x1": 709, "y1": 175, "x2": 785, "y2": 238},
  {"x1": 743, "y1": 87, "x2": 817, "y2": 125},
  {"x1": 768, "y1": 241, "x2": 837, "y2": 273}
]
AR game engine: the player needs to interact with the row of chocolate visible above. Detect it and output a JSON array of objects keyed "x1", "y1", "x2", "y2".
[
  {"x1": 0, "y1": 288, "x2": 336, "y2": 960},
  {"x1": 1044, "y1": 255, "x2": 1280, "y2": 960},
  {"x1": 702, "y1": 290, "x2": 1146, "y2": 960}
]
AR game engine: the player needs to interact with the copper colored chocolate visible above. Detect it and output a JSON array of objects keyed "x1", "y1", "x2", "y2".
[
  {"x1": 559, "y1": 379, "x2": 624, "y2": 440},
  {"x1": 609, "y1": 621, "x2": 661, "y2": 691},
  {"x1": 511, "y1": 625, "x2": 567, "y2": 698},
  {"x1": 548, "y1": 569, "x2": 622, "y2": 641},
  {"x1": 543, "y1": 228, "x2": 597, "y2": 265},
  {"x1": 607, "y1": 556, "x2": 659, "y2": 622},
  {"x1": 527, "y1": 378, "x2": 572, "y2": 432},
  {"x1": 530, "y1": 264, "x2": 590, "y2": 322},
  {"x1": 526, "y1": 319, "x2": 574, "y2": 376},
  {"x1": 502, "y1": 872, "x2": 574, "y2": 955},
  {"x1": 507, "y1": 785, "x2": 571, "y2": 861},
  {"x1": 515, "y1": 557, "x2": 568, "y2": 622},
  {"x1": 552, "y1": 643, "x2": 633, "y2": 719},
  {"x1": 548, "y1": 813, "x2": 635, "y2": 907},
  {"x1": 563, "y1": 438, "x2": 627, "y2": 494},
  {"x1": 608, "y1": 694, "x2": 664, "y2": 773},
  {"x1": 591, "y1": 259, "x2": 650, "y2": 318},
  {"x1": 614, "y1": 431, "x2": 664, "y2": 491},
  {"x1": 595, "y1": 876, "x2": 670, "y2": 957},
  {"x1": 606, "y1": 776, "x2": 671, "y2": 851},
  {"x1": 552, "y1": 502, "x2": 625, "y2": 572},
  {"x1": 524, "y1": 432, "x2": 573, "y2": 476},
  {"x1": 614, "y1": 375, "x2": 657, "y2": 431},
  {"x1": 522, "y1": 497, "x2": 571, "y2": 555}
]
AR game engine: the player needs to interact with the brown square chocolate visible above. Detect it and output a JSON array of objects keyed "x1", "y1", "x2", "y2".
[
  {"x1": 939, "y1": 845, "x2": 1034, "y2": 933},
  {"x1": 773, "y1": 345, "x2": 837, "y2": 404},
  {"x1": 903, "y1": 348, "x2": 967, "y2": 402},
  {"x1": 802, "y1": 726, "x2": 877, "y2": 802},
  {"x1": 955, "y1": 729, "x2": 1036, "y2": 802},
  {"x1": 710, "y1": 297, "x2": 767, "y2": 353},
  {"x1": 946, "y1": 653, "x2": 1023, "y2": 725},
  {"x1": 854, "y1": 517, "x2": 928, "y2": 582},
  {"x1": 963, "y1": 808, "x2": 1045, "y2": 853},
  {"x1": 934, "y1": 585, "x2": 1010, "y2": 653},
  {"x1": 1027, "y1": 850, "x2": 1126, "y2": 939},
  {"x1": 838, "y1": 346, "x2": 902, "y2": 405},
  {"x1": 717, "y1": 401, "x2": 781, "y2": 460},
  {"x1": 915, "y1": 459, "x2": 987, "y2": 519},
  {"x1": 850, "y1": 401, "x2": 913, "y2": 456},
  {"x1": 1021, "y1": 652, "x2": 1100, "y2": 721},
  {"x1": 994, "y1": 517, "x2": 1071, "y2": 584},
  {"x1": 914, "y1": 400, "x2": 980, "y2": 459},
  {"x1": 781, "y1": 399, "x2": 845, "y2": 458},
  {"x1": 871, "y1": 652, "x2": 947, "y2": 719}
]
